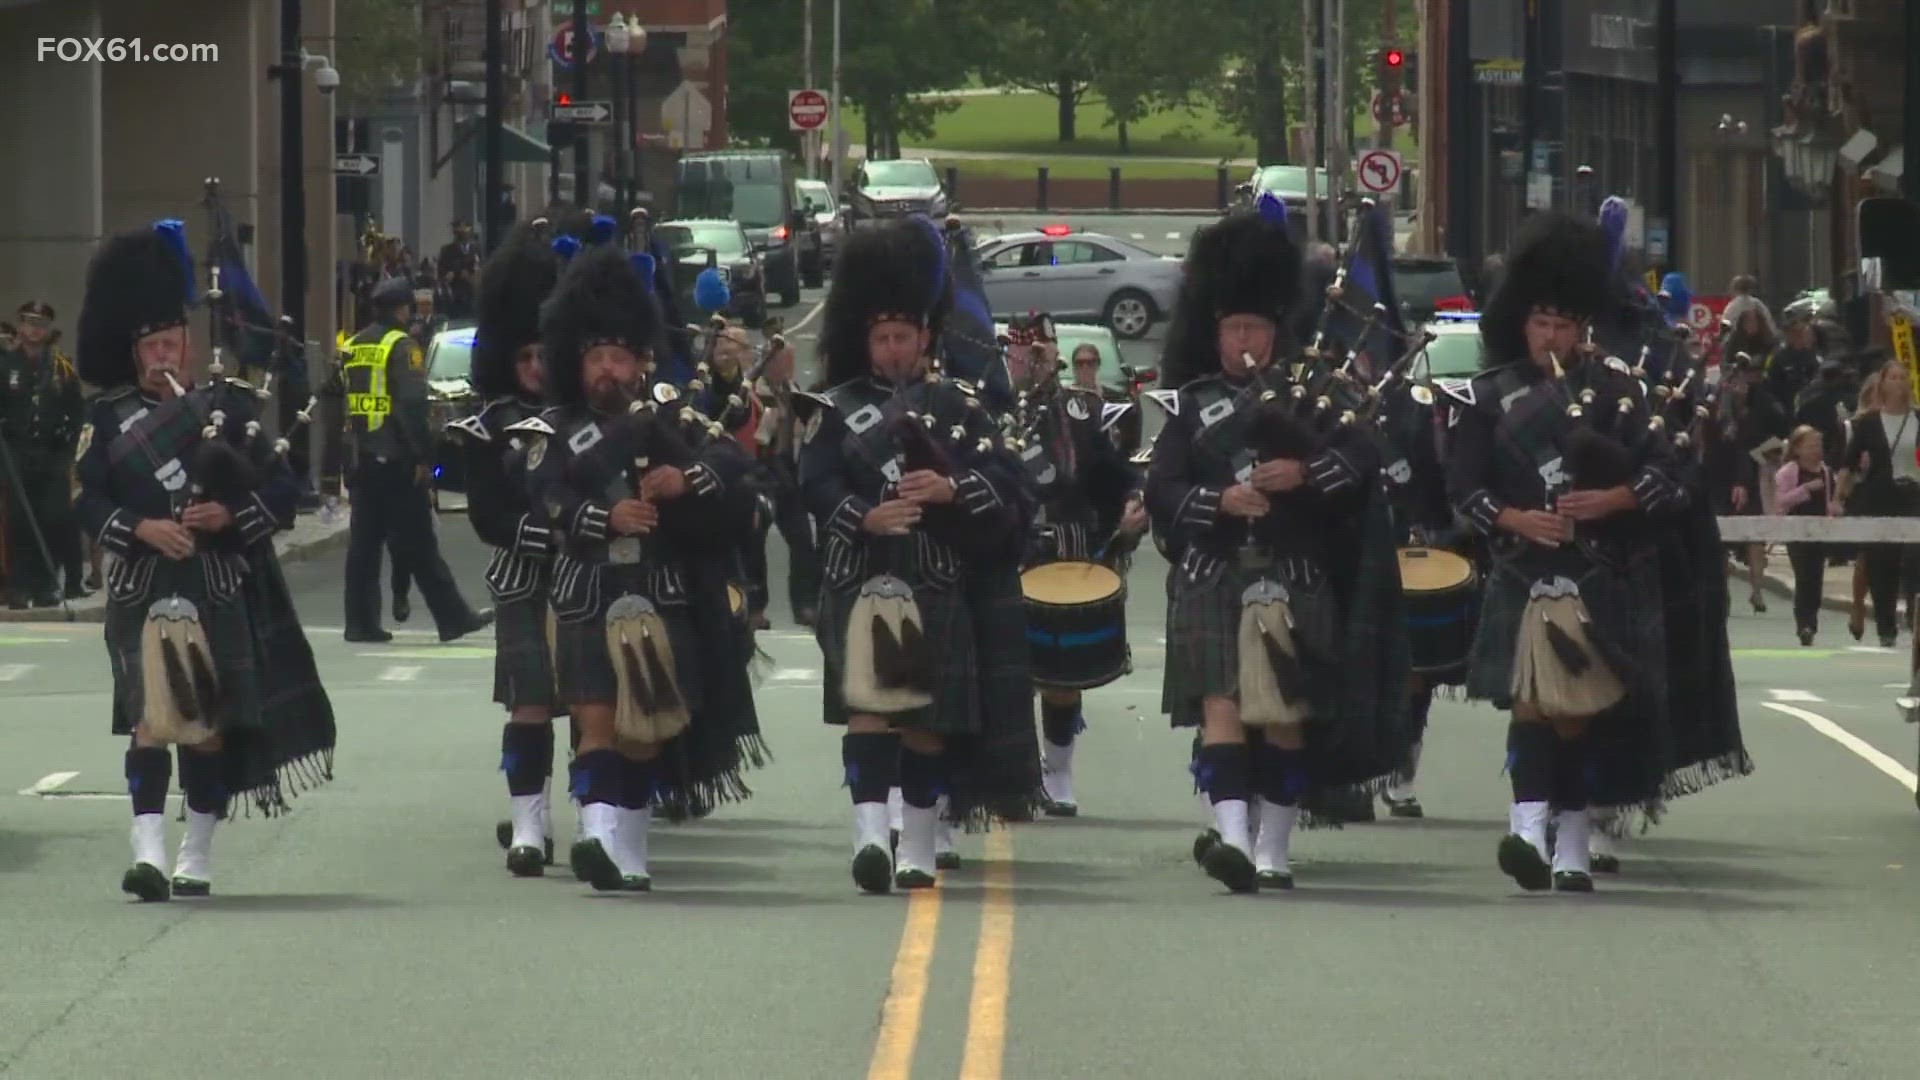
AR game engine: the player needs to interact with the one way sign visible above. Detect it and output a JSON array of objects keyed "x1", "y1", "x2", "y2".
[
  {"x1": 552, "y1": 100, "x2": 612, "y2": 124},
  {"x1": 334, "y1": 154, "x2": 380, "y2": 177}
]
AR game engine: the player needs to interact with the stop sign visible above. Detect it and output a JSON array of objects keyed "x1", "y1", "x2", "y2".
[{"x1": 789, "y1": 89, "x2": 829, "y2": 131}]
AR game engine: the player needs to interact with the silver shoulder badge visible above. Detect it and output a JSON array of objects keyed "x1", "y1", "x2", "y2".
[
  {"x1": 448, "y1": 414, "x2": 491, "y2": 441},
  {"x1": 75, "y1": 423, "x2": 93, "y2": 459},
  {"x1": 505, "y1": 416, "x2": 556, "y2": 437},
  {"x1": 1144, "y1": 388, "x2": 1181, "y2": 416}
]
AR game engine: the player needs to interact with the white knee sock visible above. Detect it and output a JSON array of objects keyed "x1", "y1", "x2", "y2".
[
  {"x1": 130, "y1": 813, "x2": 168, "y2": 873},
  {"x1": 174, "y1": 810, "x2": 218, "y2": 882}
]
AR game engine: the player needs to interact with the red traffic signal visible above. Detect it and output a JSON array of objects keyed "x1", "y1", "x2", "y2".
[
  {"x1": 557, "y1": 92, "x2": 573, "y2": 105},
  {"x1": 1384, "y1": 48, "x2": 1405, "y2": 67}
]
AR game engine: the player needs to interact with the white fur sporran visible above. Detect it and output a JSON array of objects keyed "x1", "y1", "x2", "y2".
[
  {"x1": 842, "y1": 574, "x2": 934, "y2": 715},
  {"x1": 138, "y1": 595, "x2": 220, "y2": 746},
  {"x1": 1510, "y1": 576, "x2": 1625, "y2": 720},
  {"x1": 1236, "y1": 579, "x2": 1310, "y2": 728},
  {"x1": 605, "y1": 594, "x2": 690, "y2": 744}
]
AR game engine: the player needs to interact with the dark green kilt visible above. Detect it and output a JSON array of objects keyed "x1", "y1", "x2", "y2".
[
  {"x1": 1465, "y1": 539, "x2": 1673, "y2": 811},
  {"x1": 550, "y1": 565, "x2": 706, "y2": 715},
  {"x1": 106, "y1": 556, "x2": 261, "y2": 739},
  {"x1": 816, "y1": 558, "x2": 1046, "y2": 828},
  {"x1": 1163, "y1": 556, "x2": 1341, "y2": 722},
  {"x1": 492, "y1": 576, "x2": 564, "y2": 715}
]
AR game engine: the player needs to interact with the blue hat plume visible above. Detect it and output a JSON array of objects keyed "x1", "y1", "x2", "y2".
[
  {"x1": 630, "y1": 252, "x2": 657, "y2": 293},
  {"x1": 1599, "y1": 196, "x2": 1629, "y2": 275},
  {"x1": 694, "y1": 266, "x2": 730, "y2": 314},
  {"x1": 590, "y1": 215, "x2": 616, "y2": 244},
  {"x1": 153, "y1": 218, "x2": 198, "y2": 304},
  {"x1": 552, "y1": 234, "x2": 582, "y2": 263},
  {"x1": 1255, "y1": 191, "x2": 1288, "y2": 227}
]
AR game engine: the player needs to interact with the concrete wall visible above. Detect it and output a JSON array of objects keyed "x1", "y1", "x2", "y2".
[
  {"x1": 0, "y1": 0, "x2": 102, "y2": 329},
  {"x1": 0, "y1": 0, "x2": 337, "y2": 370}
]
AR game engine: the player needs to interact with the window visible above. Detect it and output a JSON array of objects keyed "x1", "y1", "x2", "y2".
[
  {"x1": 657, "y1": 223, "x2": 748, "y2": 261},
  {"x1": 988, "y1": 243, "x2": 1041, "y2": 269},
  {"x1": 863, "y1": 159, "x2": 939, "y2": 187},
  {"x1": 1052, "y1": 241, "x2": 1122, "y2": 265}
]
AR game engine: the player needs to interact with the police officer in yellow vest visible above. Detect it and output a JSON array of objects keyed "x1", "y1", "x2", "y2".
[{"x1": 341, "y1": 276, "x2": 491, "y2": 643}]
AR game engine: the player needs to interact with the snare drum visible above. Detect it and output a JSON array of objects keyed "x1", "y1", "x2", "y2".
[
  {"x1": 1396, "y1": 546, "x2": 1480, "y2": 676},
  {"x1": 1021, "y1": 560, "x2": 1131, "y2": 690}
]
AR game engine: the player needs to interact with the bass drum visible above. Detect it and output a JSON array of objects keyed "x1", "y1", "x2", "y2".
[
  {"x1": 1022, "y1": 560, "x2": 1130, "y2": 690},
  {"x1": 1396, "y1": 546, "x2": 1480, "y2": 677}
]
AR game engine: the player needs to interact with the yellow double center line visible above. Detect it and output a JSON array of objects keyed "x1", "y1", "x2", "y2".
[{"x1": 866, "y1": 829, "x2": 1018, "y2": 1080}]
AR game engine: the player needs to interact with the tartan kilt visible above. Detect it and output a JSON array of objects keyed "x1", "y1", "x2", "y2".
[
  {"x1": 550, "y1": 563, "x2": 706, "y2": 715},
  {"x1": 1465, "y1": 539, "x2": 1673, "y2": 809},
  {"x1": 106, "y1": 555, "x2": 262, "y2": 739},
  {"x1": 492, "y1": 585, "x2": 565, "y2": 715},
  {"x1": 1162, "y1": 555, "x2": 1341, "y2": 727}
]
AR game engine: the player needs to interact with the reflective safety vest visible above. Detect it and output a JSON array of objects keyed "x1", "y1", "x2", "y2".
[{"x1": 343, "y1": 329, "x2": 408, "y2": 431}]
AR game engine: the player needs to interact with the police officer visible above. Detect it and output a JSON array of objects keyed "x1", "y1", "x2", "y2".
[
  {"x1": 0, "y1": 300, "x2": 86, "y2": 608},
  {"x1": 339, "y1": 276, "x2": 491, "y2": 643}
]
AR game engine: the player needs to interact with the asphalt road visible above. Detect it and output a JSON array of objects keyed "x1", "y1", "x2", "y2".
[{"x1": 5, "y1": 510, "x2": 1920, "y2": 1078}]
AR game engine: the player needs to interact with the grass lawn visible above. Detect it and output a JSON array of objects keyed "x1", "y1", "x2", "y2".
[
  {"x1": 846, "y1": 90, "x2": 1418, "y2": 160},
  {"x1": 932, "y1": 157, "x2": 1228, "y2": 181}
]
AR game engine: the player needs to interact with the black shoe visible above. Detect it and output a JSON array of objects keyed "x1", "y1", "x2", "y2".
[
  {"x1": 1882, "y1": 633, "x2": 1899, "y2": 649},
  {"x1": 1202, "y1": 841, "x2": 1257, "y2": 893},
  {"x1": 895, "y1": 866, "x2": 937, "y2": 889},
  {"x1": 439, "y1": 608, "x2": 494, "y2": 643},
  {"x1": 1383, "y1": 794, "x2": 1424, "y2": 819},
  {"x1": 794, "y1": 606, "x2": 817, "y2": 628},
  {"x1": 1255, "y1": 869, "x2": 1294, "y2": 890},
  {"x1": 171, "y1": 876, "x2": 212, "y2": 897},
  {"x1": 1043, "y1": 799, "x2": 1079, "y2": 818},
  {"x1": 393, "y1": 595, "x2": 411, "y2": 623},
  {"x1": 1192, "y1": 827, "x2": 1221, "y2": 868},
  {"x1": 121, "y1": 862, "x2": 170, "y2": 902},
  {"x1": 570, "y1": 837, "x2": 625, "y2": 892},
  {"x1": 1552, "y1": 869, "x2": 1594, "y2": 892},
  {"x1": 1497, "y1": 834, "x2": 1552, "y2": 891},
  {"x1": 852, "y1": 843, "x2": 893, "y2": 894},
  {"x1": 6, "y1": 596, "x2": 26, "y2": 611},
  {"x1": 507, "y1": 845, "x2": 546, "y2": 877},
  {"x1": 1798, "y1": 628, "x2": 1815, "y2": 646},
  {"x1": 344, "y1": 627, "x2": 393, "y2": 643},
  {"x1": 64, "y1": 582, "x2": 93, "y2": 600},
  {"x1": 1591, "y1": 854, "x2": 1621, "y2": 874},
  {"x1": 28, "y1": 592, "x2": 58, "y2": 608},
  {"x1": 935, "y1": 851, "x2": 962, "y2": 870}
]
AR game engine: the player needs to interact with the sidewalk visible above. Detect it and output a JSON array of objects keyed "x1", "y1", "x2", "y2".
[{"x1": 0, "y1": 509, "x2": 351, "y2": 624}]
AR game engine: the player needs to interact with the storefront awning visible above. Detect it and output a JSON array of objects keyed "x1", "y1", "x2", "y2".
[{"x1": 454, "y1": 117, "x2": 551, "y2": 163}]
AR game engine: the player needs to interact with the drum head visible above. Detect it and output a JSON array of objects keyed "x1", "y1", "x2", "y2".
[
  {"x1": 1022, "y1": 560, "x2": 1124, "y2": 604},
  {"x1": 1397, "y1": 546, "x2": 1473, "y2": 592}
]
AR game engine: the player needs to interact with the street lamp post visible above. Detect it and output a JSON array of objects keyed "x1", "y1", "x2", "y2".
[
  {"x1": 571, "y1": 0, "x2": 589, "y2": 207},
  {"x1": 278, "y1": 0, "x2": 306, "y2": 339},
  {"x1": 607, "y1": 14, "x2": 631, "y2": 215}
]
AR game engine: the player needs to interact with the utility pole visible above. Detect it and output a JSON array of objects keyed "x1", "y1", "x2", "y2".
[
  {"x1": 278, "y1": 0, "x2": 305, "y2": 339},
  {"x1": 571, "y1": 0, "x2": 589, "y2": 208},
  {"x1": 1414, "y1": 0, "x2": 1442, "y2": 256},
  {"x1": 483, "y1": 0, "x2": 505, "y2": 253},
  {"x1": 830, "y1": 0, "x2": 843, "y2": 198},
  {"x1": 1326, "y1": 0, "x2": 1345, "y2": 240},
  {"x1": 804, "y1": 0, "x2": 816, "y2": 179},
  {"x1": 1304, "y1": 0, "x2": 1319, "y2": 243},
  {"x1": 1377, "y1": 0, "x2": 1397, "y2": 151}
]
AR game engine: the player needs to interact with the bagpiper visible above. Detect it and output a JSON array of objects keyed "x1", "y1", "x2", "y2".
[
  {"x1": 520, "y1": 245, "x2": 768, "y2": 893},
  {"x1": 74, "y1": 220, "x2": 335, "y2": 901}
]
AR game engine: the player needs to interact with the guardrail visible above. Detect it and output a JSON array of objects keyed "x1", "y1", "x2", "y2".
[{"x1": 1714, "y1": 517, "x2": 1920, "y2": 544}]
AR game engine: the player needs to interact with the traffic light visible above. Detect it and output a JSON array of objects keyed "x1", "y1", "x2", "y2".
[
  {"x1": 1377, "y1": 47, "x2": 1416, "y2": 90},
  {"x1": 556, "y1": 92, "x2": 573, "y2": 106},
  {"x1": 1383, "y1": 48, "x2": 1405, "y2": 69}
]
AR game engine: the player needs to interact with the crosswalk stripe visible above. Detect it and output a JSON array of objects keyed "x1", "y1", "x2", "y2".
[
  {"x1": 1164, "y1": 231, "x2": 1181, "y2": 239},
  {"x1": 0, "y1": 663, "x2": 35, "y2": 681},
  {"x1": 1766, "y1": 688, "x2": 1824, "y2": 702},
  {"x1": 1129, "y1": 232, "x2": 1145, "y2": 239},
  {"x1": 379, "y1": 665, "x2": 423, "y2": 682}
]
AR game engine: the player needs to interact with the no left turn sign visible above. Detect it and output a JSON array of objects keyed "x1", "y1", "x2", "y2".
[{"x1": 1356, "y1": 149, "x2": 1404, "y2": 195}]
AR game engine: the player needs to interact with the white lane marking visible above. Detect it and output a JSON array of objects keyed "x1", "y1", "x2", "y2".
[
  {"x1": 1767, "y1": 689, "x2": 1824, "y2": 702},
  {"x1": 1885, "y1": 682, "x2": 1909, "y2": 689},
  {"x1": 0, "y1": 663, "x2": 34, "y2": 681},
  {"x1": 1762, "y1": 702, "x2": 1918, "y2": 793},
  {"x1": 1848, "y1": 645, "x2": 1894, "y2": 654},
  {"x1": 379, "y1": 665, "x2": 423, "y2": 682},
  {"x1": 19, "y1": 771, "x2": 79, "y2": 796},
  {"x1": 771, "y1": 667, "x2": 818, "y2": 682},
  {"x1": 1130, "y1": 232, "x2": 1146, "y2": 239},
  {"x1": 788, "y1": 296, "x2": 829, "y2": 333},
  {"x1": 1164, "y1": 231, "x2": 1182, "y2": 239}
]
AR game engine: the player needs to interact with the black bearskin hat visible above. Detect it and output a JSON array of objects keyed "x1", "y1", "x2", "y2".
[
  {"x1": 472, "y1": 223, "x2": 561, "y2": 399},
  {"x1": 819, "y1": 216, "x2": 951, "y2": 386},
  {"x1": 1158, "y1": 209, "x2": 1301, "y2": 389},
  {"x1": 1479, "y1": 211, "x2": 1613, "y2": 367},
  {"x1": 77, "y1": 221, "x2": 196, "y2": 389},
  {"x1": 539, "y1": 244, "x2": 662, "y2": 408}
]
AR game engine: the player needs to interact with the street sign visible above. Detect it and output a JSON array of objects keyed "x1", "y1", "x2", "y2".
[
  {"x1": 1355, "y1": 148, "x2": 1403, "y2": 194},
  {"x1": 334, "y1": 153, "x2": 379, "y2": 177},
  {"x1": 552, "y1": 100, "x2": 612, "y2": 124},
  {"x1": 1369, "y1": 89, "x2": 1409, "y2": 127},
  {"x1": 548, "y1": 21, "x2": 600, "y2": 68},
  {"x1": 789, "y1": 89, "x2": 829, "y2": 132}
]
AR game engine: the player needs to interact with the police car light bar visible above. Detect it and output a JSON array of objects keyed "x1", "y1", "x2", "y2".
[{"x1": 1040, "y1": 224, "x2": 1073, "y2": 237}]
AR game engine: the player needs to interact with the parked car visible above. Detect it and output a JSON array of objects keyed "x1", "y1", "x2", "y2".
[
  {"x1": 656, "y1": 219, "x2": 769, "y2": 328},
  {"x1": 992, "y1": 319, "x2": 1156, "y2": 454},
  {"x1": 1231, "y1": 164, "x2": 1345, "y2": 243},
  {"x1": 1413, "y1": 311, "x2": 1484, "y2": 378},
  {"x1": 673, "y1": 150, "x2": 803, "y2": 307},
  {"x1": 974, "y1": 227, "x2": 1181, "y2": 340},
  {"x1": 793, "y1": 177, "x2": 843, "y2": 286},
  {"x1": 423, "y1": 322, "x2": 479, "y2": 509},
  {"x1": 845, "y1": 157, "x2": 953, "y2": 225},
  {"x1": 1393, "y1": 255, "x2": 1473, "y2": 323}
]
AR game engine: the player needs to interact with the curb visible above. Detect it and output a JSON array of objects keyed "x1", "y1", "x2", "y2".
[
  {"x1": 0, "y1": 519, "x2": 351, "y2": 625},
  {"x1": 1750, "y1": 566, "x2": 1852, "y2": 615}
]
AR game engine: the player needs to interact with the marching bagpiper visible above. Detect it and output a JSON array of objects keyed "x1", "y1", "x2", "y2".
[
  {"x1": 74, "y1": 219, "x2": 335, "y2": 901},
  {"x1": 1146, "y1": 198, "x2": 1412, "y2": 892},
  {"x1": 798, "y1": 216, "x2": 1046, "y2": 894},
  {"x1": 1000, "y1": 311, "x2": 1145, "y2": 815},
  {"x1": 445, "y1": 224, "x2": 573, "y2": 876},
  {"x1": 1445, "y1": 211, "x2": 1689, "y2": 893},
  {"x1": 519, "y1": 246, "x2": 768, "y2": 893}
]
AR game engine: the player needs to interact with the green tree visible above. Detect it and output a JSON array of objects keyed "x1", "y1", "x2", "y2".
[
  {"x1": 333, "y1": 0, "x2": 429, "y2": 112},
  {"x1": 1084, "y1": 0, "x2": 1236, "y2": 154},
  {"x1": 970, "y1": 0, "x2": 1116, "y2": 143}
]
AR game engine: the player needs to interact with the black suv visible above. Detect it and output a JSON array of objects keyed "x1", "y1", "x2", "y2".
[
  {"x1": 655, "y1": 219, "x2": 769, "y2": 328},
  {"x1": 673, "y1": 150, "x2": 802, "y2": 307}
]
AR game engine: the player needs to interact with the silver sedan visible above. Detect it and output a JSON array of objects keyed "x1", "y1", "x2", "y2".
[{"x1": 973, "y1": 229, "x2": 1183, "y2": 341}]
